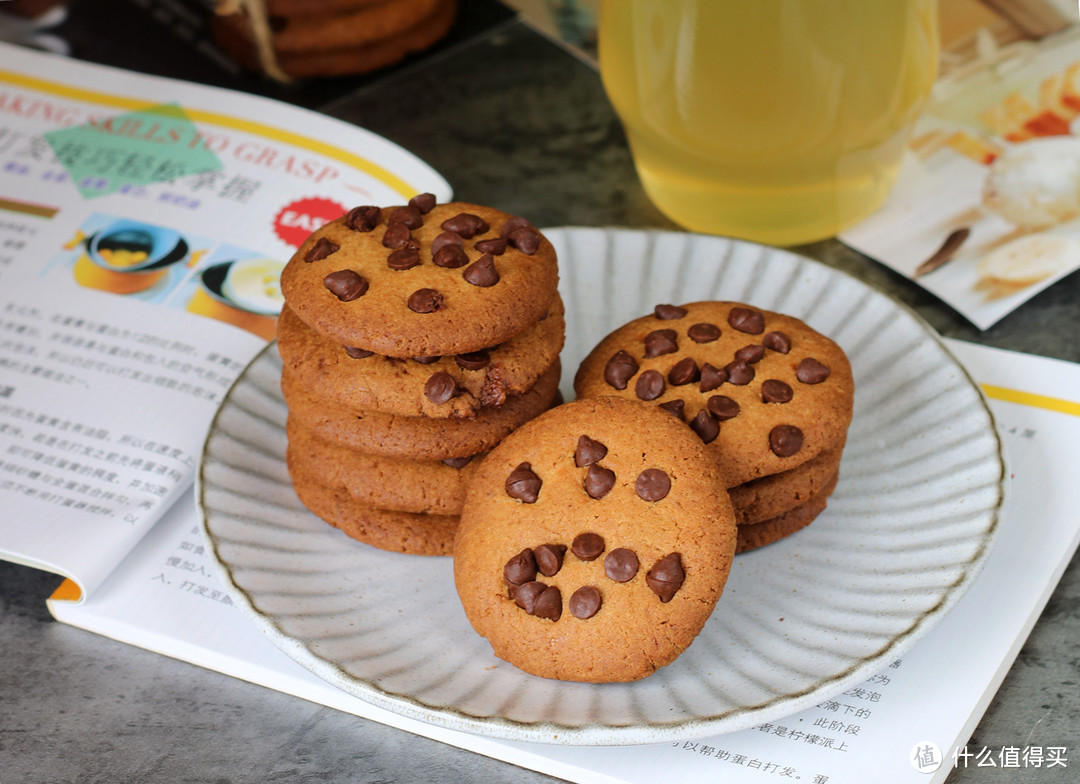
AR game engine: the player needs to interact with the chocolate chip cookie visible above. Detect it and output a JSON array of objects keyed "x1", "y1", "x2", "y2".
[
  {"x1": 574, "y1": 301, "x2": 854, "y2": 488},
  {"x1": 286, "y1": 415, "x2": 481, "y2": 516},
  {"x1": 280, "y1": 358, "x2": 562, "y2": 460},
  {"x1": 280, "y1": 199, "x2": 559, "y2": 357},
  {"x1": 289, "y1": 460, "x2": 459, "y2": 556},
  {"x1": 453, "y1": 397, "x2": 737, "y2": 682},
  {"x1": 276, "y1": 294, "x2": 564, "y2": 419}
]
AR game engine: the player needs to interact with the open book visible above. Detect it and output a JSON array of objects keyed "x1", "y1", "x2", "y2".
[{"x1": 3, "y1": 42, "x2": 1079, "y2": 784}]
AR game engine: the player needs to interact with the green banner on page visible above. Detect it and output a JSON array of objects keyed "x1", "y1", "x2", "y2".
[{"x1": 44, "y1": 102, "x2": 222, "y2": 199}]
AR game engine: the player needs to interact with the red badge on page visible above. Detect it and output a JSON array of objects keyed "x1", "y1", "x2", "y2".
[{"x1": 273, "y1": 197, "x2": 347, "y2": 247}]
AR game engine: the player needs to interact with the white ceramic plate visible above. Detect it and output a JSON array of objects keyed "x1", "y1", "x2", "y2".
[{"x1": 198, "y1": 228, "x2": 1005, "y2": 745}]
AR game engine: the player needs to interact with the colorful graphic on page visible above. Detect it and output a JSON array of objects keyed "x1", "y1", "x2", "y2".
[
  {"x1": 841, "y1": 27, "x2": 1080, "y2": 330},
  {"x1": 49, "y1": 213, "x2": 283, "y2": 339}
]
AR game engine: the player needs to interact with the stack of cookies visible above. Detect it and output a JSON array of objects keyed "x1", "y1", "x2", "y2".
[
  {"x1": 213, "y1": 0, "x2": 458, "y2": 80},
  {"x1": 278, "y1": 196, "x2": 563, "y2": 556},
  {"x1": 574, "y1": 301, "x2": 853, "y2": 553}
]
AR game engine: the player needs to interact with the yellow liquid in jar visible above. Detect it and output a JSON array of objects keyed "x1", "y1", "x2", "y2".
[{"x1": 599, "y1": 0, "x2": 939, "y2": 245}]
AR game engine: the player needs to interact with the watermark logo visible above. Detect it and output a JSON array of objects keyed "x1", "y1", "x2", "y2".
[{"x1": 911, "y1": 741, "x2": 943, "y2": 774}]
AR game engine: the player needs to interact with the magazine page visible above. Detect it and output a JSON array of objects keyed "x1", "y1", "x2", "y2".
[
  {"x1": 49, "y1": 339, "x2": 1080, "y2": 784},
  {"x1": 841, "y1": 24, "x2": 1080, "y2": 330},
  {"x1": 0, "y1": 42, "x2": 450, "y2": 597}
]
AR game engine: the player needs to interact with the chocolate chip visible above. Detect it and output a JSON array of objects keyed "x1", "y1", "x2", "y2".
[
  {"x1": 323, "y1": 270, "x2": 368, "y2": 301},
  {"x1": 344, "y1": 346, "x2": 373, "y2": 359},
  {"x1": 658, "y1": 399, "x2": 685, "y2": 420},
  {"x1": 441, "y1": 455, "x2": 473, "y2": 469},
  {"x1": 635, "y1": 369, "x2": 665, "y2": 400},
  {"x1": 441, "y1": 212, "x2": 489, "y2": 239},
  {"x1": 761, "y1": 379, "x2": 794, "y2": 403},
  {"x1": 387, "y1": 247, "x2": 420, "y2": 270},
  {"x1": 506, "y1": 462, "x2": 541, "y2": 503},
  {"x1": 707, "y1": 395, "x2": 740, "y2": 421},
  {"x1": 647, "y1": 553, "x2": 685, "y2": 603},
  {"x1": 504, "y1": 548, "x2": 537, "y2": 586},
  {"x1": 569, "y1": 586, "x2": 601, "y2": 619},
  {"x1": 514, "y1": 580, "x2": 546, "y2": 612},
  {"x1": 635, "y1": 468, "x2": 671, "y2": 501},
  {"x1": 407, "y1": 288, "x2": 443, "y2": 313},
  {"x1": 424, "y1": 371, "x2": 457, "y2": 404},
  {"x1": 603, "y1": 350, "x2": 639, "y2": 390},
  {"x1": 735, "y1": 344, "x2": 766, "y2": 364},
  {"x1": 668, "y1": 357, "x2": 699, "y2": 386},
  {"x1": 699, "y1": 363, "x2": 728, "y2": 392},
  {"x1": 604, "y1": 548, "x2": 639, "y2": 582},
  {"x1": 763, "y1": 331, "x2": 791, "y2": 353},
  {"x1": 455, "y1": 350, "x2": 490, "y2": 370},
  {"x1": 433, "y1": 244, "x2": 468, "y2": 268},
  {"x1": 571, "y1": 532, "x2": 605, "y2": 561},
  {"x1": 345, "y1": 205, "x2": 380, "y2": 232},
  {"x1": 643, "y1": 328, "x2": 678, "y2": 358},
  {"x1": 387, "y1": 205, "x2": 423, "y2": 229},
  {"x1": 654, "y1": 303, "x2": 687, "y2": 320},
  {"x1": 769, "y1": 424, "x2": 804, "y2": 457},
  {"x1": 508, "y1": 227, "x2": 541, "y2": 255},
  {"x1": 584, "y1": 463, "x2": 616, "y2": 499},
  {"x1": 304, "y1": 237, "x2": 338, "y2": 262},
  {"x1": 574, "y1": 435, "x2": 608, "y2": 467},
  {"x1": 688, "y1": 322, "x2": 721, "y2": 343},
  {"x1": 532, "y1": 585, "x2": 562, "y2": 621},
  {"x1": 382, "y1": 221, "x2": 412, "y2": 249},
  {"x1": 534, "y1": 544, "x2": 567, "y2": 577},
  {"x1": 408, "y1": 192, "x2": 436, "y2": 214},
  {"x1": 411, "y1": 355, "x2": 441, "y2": 364},
  {"x1": 796, "y1": 358, "x2": 831, "y2": 384},
  {"x1": 724, "y1": 359, "x2": 755, "y2": 385},
  {"x1": 431, "y1": 230, "x2": 464, "y2": 255},
  {"x1": 690, "y1": 409, "x2": 719, "y2": 444},
  {"x1": 463, "y1": 254, "x2": 499, "y2": 287},
  {"x1": 474, "y1": 237, "x2": 508, "y2": 255},
  {"x1": 728, "y1": 306, "x2": 765, "y2": 334},
  {"x1": 499, "y1": 215, "x2": 535, "y2": 239}
]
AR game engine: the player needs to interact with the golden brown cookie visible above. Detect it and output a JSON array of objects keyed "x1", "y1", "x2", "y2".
[
  {"x1": 280, "y1": 199, "x2": 559, "y2": 357},
  {"x1": 281, "y1": 358, "x2": 562, "y2": 460},
  {"x1": 276, "y1": 294, "x2": 564, "y2": 418},
  {"x1": 289, "y1": 461, "x2": 458, "y2": 556},
  {"x1": 574, "y1": 301, "x2": 854, "y2": 487},
  {"x1": 286, "y1": 416, "x2": 481, "y2": 515},
  {"x1": 214, "y1": 0, "x2": 458, "y2": 79},
  {"x1": 453, "y1": 397, "x2": 737, "y2": 683},
  {"x1": 736, "y1": 472, "x2": 838, "y2": 553},
  {"x1": 729, "y1": 442, "x2": 843, "y2": 525}
]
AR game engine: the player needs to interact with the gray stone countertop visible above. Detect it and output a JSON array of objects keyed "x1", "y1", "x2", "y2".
[{"x1": 2, "y1": 15, "x2": 1079, "y2": 784}]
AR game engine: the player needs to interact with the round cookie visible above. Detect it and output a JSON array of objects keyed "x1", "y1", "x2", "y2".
[
  {"x1": 286, "y1": 416, "x2": 481, "y2": 516},
  {"x1": 453, "y1": 397, "x2": 737, "y2": 683},
  {"x1": 261, "y1": 0, "x2": 443, "y2": 55},
  {"x1": 280, "y1": 198, "x2": 559, "y2": 357},
  {"x1": 574, "y1": 301, "x2": 854, "y2": 488},
  {"x1": 728, "y1": 442, "x2": 843, "y2": 525},
  {"x1": 276, "y1": 294, "x2": 564, "y2": 418},
  {"x1": 215, "y1": 0, "x2": 458, "y2": 79},
  {"x1": 289, "y1": 462, "x2": 458, "y2": 556},
  {"x1": 736, "y1": 472, "x2": 838, "y2": 554},
  {"x1": 281, "y1": 358, "x2": 562, "y2": 460}
]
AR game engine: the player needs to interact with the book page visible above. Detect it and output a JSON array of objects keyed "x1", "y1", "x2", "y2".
[
  {"x1": 0, "y1": 42, "x2": 450, "y2": 597},
  {"x1": 49, "y1": 339, "x2": 1080, "y2": 784},
  {"x1": 840, "y1": 23, "x2": 1080, "y2": 330}
]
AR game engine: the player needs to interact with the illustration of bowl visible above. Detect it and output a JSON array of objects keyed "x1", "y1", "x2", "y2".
[
  {"x1": 186, "y1": 257, "x2": 284, "y2": 340},
  {"x1": 73, "y1": 220, "x2": 190, "y2": 294}
]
